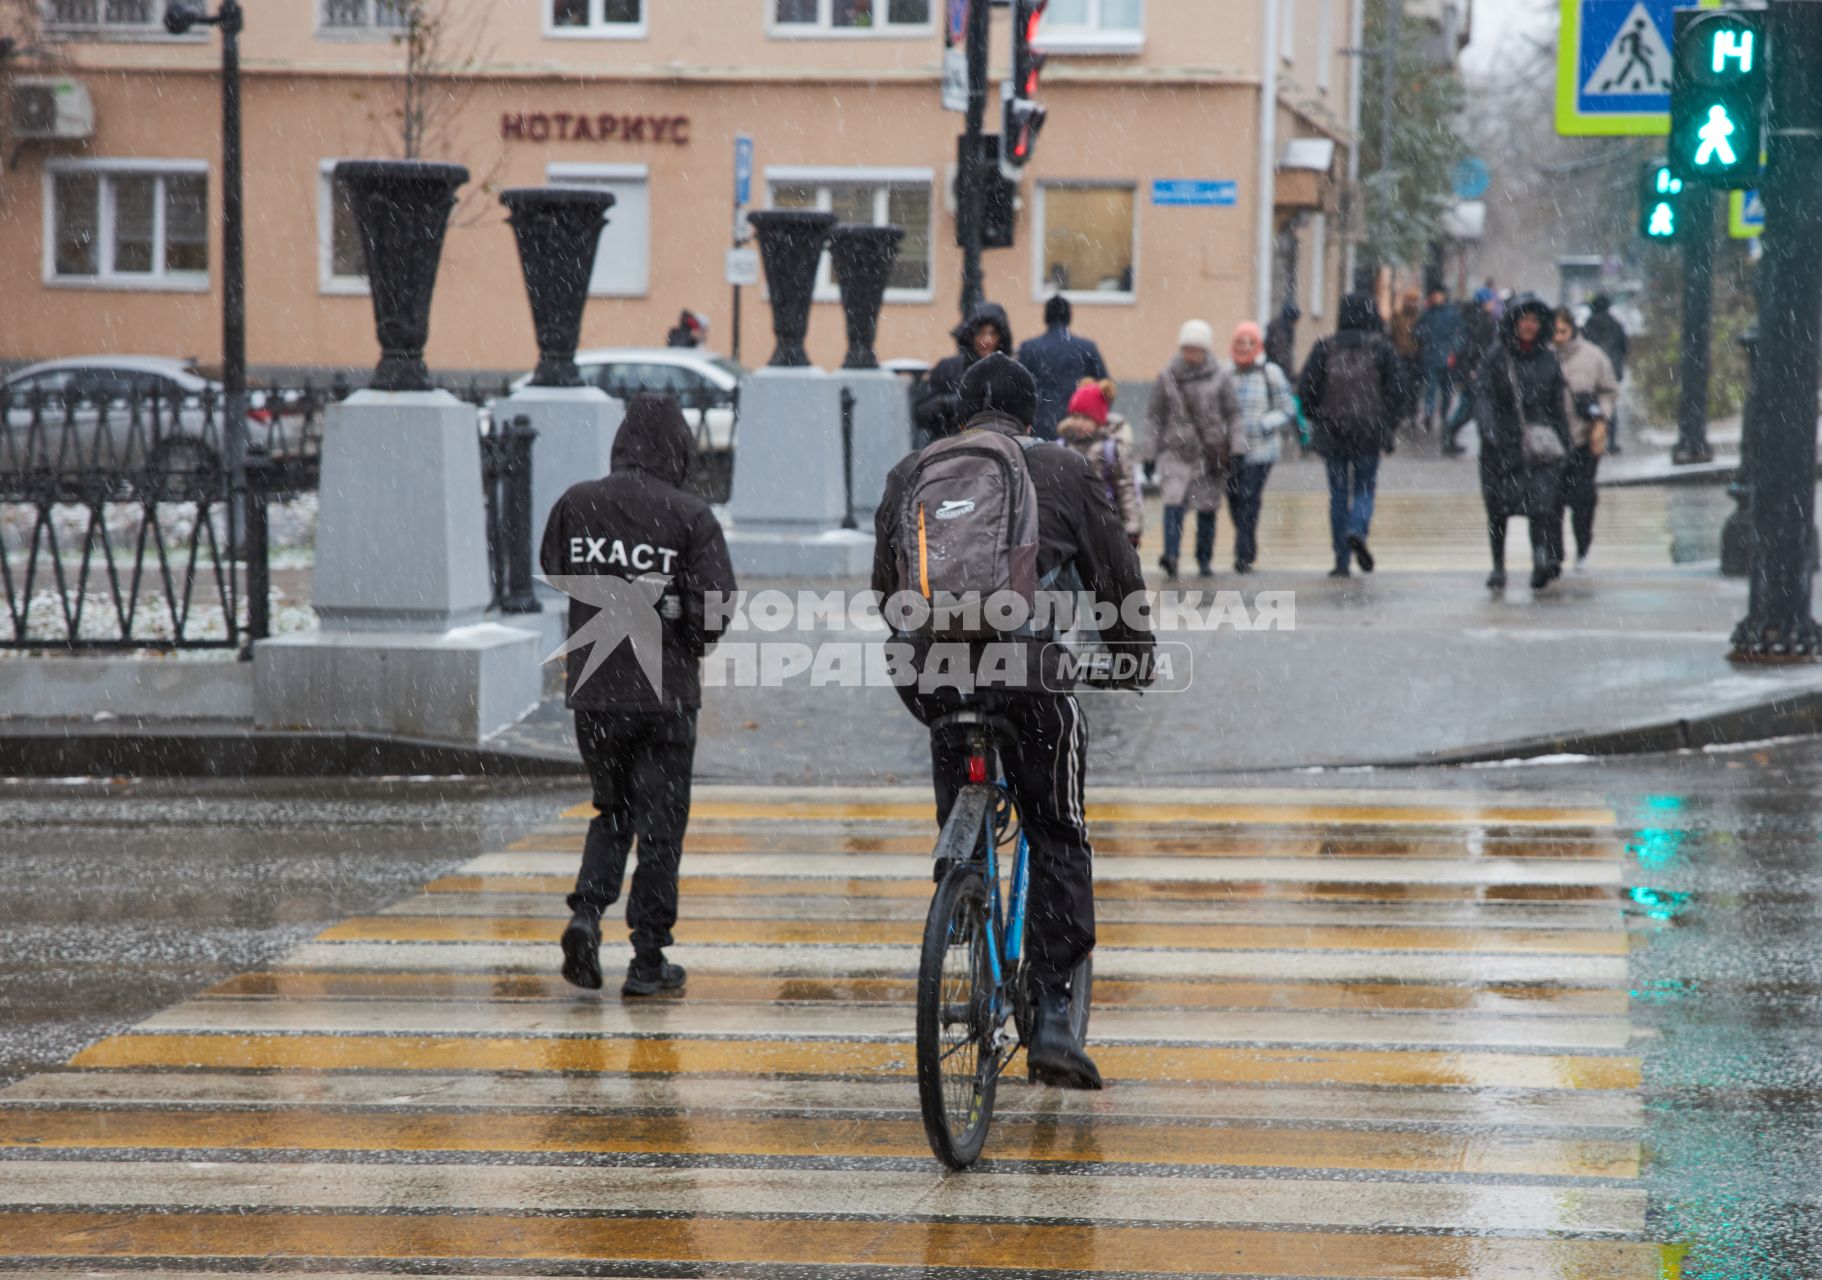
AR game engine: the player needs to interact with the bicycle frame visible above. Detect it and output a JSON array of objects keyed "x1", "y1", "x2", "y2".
[{"x1": 963, "y1": 738, "x2": 1032, "y2": 1082}]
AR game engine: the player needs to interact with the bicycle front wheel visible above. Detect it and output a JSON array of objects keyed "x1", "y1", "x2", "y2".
[{"x1": 915, "y1": 866, "x2": 998, "y2": 1169}]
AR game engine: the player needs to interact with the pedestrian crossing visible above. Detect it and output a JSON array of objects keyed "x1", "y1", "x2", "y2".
[{"x1": 0, "y1": 785, "x2": 1676, "y2": 1278}]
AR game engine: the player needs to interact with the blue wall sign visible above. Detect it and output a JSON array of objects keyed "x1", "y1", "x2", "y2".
[{"x1": 1151, "y1": 180, "x2": 1238, "y2": 208}]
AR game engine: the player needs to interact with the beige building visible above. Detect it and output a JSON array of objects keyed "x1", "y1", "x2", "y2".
[{"x1": 0, "y1": 0, "x2": 1360, "y2": 380}]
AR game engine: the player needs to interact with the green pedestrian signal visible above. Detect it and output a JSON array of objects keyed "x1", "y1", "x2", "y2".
[
  {"x1": 1670, "y1": 9, "x2": 1768, "y2": 189},
  {"x1": 1639, "y1": 162, "x2": 1684, "y2": 242}
]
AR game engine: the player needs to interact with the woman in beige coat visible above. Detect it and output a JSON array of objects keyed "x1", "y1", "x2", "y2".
[
  {"x1": 1145, "y1": 320, "x2": 1247, "y2": 580},
  {"x1": 1553, "y1": 308, "x2": 1620, "y2": 567}
]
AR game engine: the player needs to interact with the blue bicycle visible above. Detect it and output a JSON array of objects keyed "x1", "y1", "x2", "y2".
[{"x1": 915, "y1": 709, "x2": 1093, "y2": 1169}]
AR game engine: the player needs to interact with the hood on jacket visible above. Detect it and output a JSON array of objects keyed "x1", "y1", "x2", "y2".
[
  {"x1": 611, "y1": 392, "x2": 695, "y2": 487},
  {"x1": 951, "y1": 302, "x2": 1015, "y2": 358},
  {"x1": 1338, "y1": 292, "x2": 1382, "y2": 334},
  {"x1": 1501, "y1": 295, "x2": 1558, "y2": 356}
]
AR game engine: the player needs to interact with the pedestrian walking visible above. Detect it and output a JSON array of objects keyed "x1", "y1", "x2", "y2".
[
  {"x1": 666, "y1": 309, "x2": 707, "y2": 349},
  {"x1": 912, "y1": 302, "x2": 1014, "y2": 445},
  {"x1": 1581, "y1": 294, "x2": 1630, "y2": 454},
  {"x1": 1018, "y1": 295, "x2": 1110, "y2": 441},
  {"x1": 1057, "y1": 377, "x2": 1143, "y2": 546},
  {"x1": 1264, "y1": 301, "x2": 1302, "y2": 382},
  {"x1": 1413, "y1": 287, "x2": 1465, "y2": 435},
  {"x1": 1552, "y1": 308, "x2": 1619, "y2": 569},
  {"x1": 1388, "y1": 289, "x2": 1425, "y2": 434},
  {"x1": 1442, "y1": 288, "x2": 1500, "y2": 455},
  {"x1": 1224, "y1": 321, "x2": 1294, "y2": 574},
  {"x1": 1298, "y1": 293, "x2": 1400, "y2": 579},
  {"x1": 1145, "y1": 320, "x2": 1246, "y2": 581},
  {"x1": 542, "y1": 393, "x2": 738, "y2": 998},
  {"x1": 1474, "y1": 296, "x2": 1573, "y2": 593}
]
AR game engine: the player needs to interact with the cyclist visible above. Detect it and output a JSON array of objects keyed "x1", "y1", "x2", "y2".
[{"x1": 871, "y1": 353, "x2": 1152, "y2": 1090}]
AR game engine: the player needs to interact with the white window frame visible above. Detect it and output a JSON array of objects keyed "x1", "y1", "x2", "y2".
[
  {"x1": 546, "y1": 161, "x2": 653, "y2": 299},
  {"x1": 316, "y1": 0, "x2": 411, "y2": 39},
  {"x1": 764, "y1": 165, "x2": 936, "y2": 304},
  {"x1": 41, "y1": 0, "x2": 200, "y2": 41},
  {"x1": 1317, "y1": 0, "x2": 1334, "y2": 91},
  {"x1": 1307, "y1": 212, "x2": 1328, "y2": 318},
  {"x1": 544, "y1": 0, "x2": 647, "y2": 40},
  {"x1": 317, "y1": 160, "x2": 369, "y2": 296},
  {"x1": 1030, "y1": 179, "x2": 1139, "y2": 307},
  {"x1": 42, "y1": 157, "x2": 210, "y2": 292},
  {"x1": 1033, "y1": 0, "x2": 1144, "y2": 55},
  {"x1": 765, "y1": 0, "x2": 935, "y2": 41},
  {"x1": 1280, "y1": 0, "x2": 1296, "y2": 63}
]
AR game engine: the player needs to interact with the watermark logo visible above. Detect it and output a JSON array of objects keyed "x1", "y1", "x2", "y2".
[{"x1": 540, "y1": 573, "x2": 670, "y2": 697}]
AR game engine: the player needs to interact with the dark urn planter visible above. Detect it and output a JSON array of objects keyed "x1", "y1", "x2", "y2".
[
  {"x1": 830, "y1": 224, "x2": 905, "y2": 371},
  {"x1": 501, "y1": 187, "x2": 616, "y2": 388},
  {"x1": 335, "y1": 159, "x2": 469, "y2": 392},
  {"x1": 747, "y1": 209, "x2": 836, "y2": 368}
]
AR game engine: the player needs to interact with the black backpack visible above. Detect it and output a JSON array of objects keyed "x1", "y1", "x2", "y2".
[{"x1": 1325, "y1": 342, "x2": 1384, "y2": 441}]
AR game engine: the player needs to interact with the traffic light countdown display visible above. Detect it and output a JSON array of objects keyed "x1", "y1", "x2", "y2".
[
  {"x1": 1001, "y1": 0, "x2": 1048, "y2": 180},
  {"x1": 1641, "y1": 163, "x2": 1685, "y2": 241},
  {"x1": 1669, "y1": 7, "x2": 1768, "y2": 189}
]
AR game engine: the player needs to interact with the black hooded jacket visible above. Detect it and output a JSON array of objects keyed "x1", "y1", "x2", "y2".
[
  {"x1": 913, "y1": 303, "x2": 1015, "y2": 443},
  {"x1": 1475, "y1": 297, "x2": 1573, "y2": 516},
  {"x1": 1297, "y1": 293, "x2": 1401, "y2": 456},
  {"x1": 539, "y1": 393, "x2": 738, "y2": 713}
]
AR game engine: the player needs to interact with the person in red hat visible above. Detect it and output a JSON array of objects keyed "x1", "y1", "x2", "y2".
[{"x1": 1056, "y1": 377, "x2": 1141, "y2": 547}]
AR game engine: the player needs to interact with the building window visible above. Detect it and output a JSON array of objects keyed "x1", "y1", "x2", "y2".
[
  {"x1": 45, "y1": 162, "x2": 208, "y2": 289},
  {"x1": 547, "y1": 164, "x2": 651, "y2": 298},
  {"x1": 317, "y1": 162, "x2": 368, "y2": 294},
  {"x1": 43, "y1": 0, "x2": 174, "y2": 34},
  {"x1": 548, "y1": 0, "x2": 644, "y2": 36},
  {"x1": 1035, "y1": 0, "x2": 1142, "y2": 54},
  {"x1": 1035, "y1": 182, "x2": 1136, "y2": 303},
  {"x1": 770, "y1": 0, "x2": 931, "y2": 37},
  {"x1": 319, "y1": 0, "x2": 410, "y2": 35},
  {"x1": 766, "y1": 168, "x2": 934, "y2": 300}
]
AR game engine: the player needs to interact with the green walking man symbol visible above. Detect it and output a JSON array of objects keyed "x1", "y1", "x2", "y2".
[{"x1": 1695, "y1": 104, "x2": 1738, "y2": 167}]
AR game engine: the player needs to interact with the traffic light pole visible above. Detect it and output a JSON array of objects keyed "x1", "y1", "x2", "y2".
[
  {"x1": 1733, "y1": 0, "x2": 1822, "y2": 659},
  {"x1": 958, "y1": 0, "x2": 990, "y2": 321},
  {"x1": 1673, "y1": 189, "x2": 1715, "y2": 465}
]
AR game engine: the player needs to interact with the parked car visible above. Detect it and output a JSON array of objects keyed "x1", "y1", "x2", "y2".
[{"x1": 510, "y1": 348, "x2": 743, "y2": 451}]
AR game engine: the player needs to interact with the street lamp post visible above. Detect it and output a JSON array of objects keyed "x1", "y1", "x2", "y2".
[{"x1": 165, "y1": 1, "x2": 246, "y2": 566}]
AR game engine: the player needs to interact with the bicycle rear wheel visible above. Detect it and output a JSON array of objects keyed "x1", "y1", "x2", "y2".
[{"x1": 916, "y1": 865, "x2": 998, "y2": 1169}]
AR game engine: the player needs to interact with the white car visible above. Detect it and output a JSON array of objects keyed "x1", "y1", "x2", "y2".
[{"x1": 512, "y1": 348, "x2": 743, "y2": 451}]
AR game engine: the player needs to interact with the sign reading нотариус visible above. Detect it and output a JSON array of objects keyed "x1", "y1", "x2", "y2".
[{"x1": 501, "y1": 113, "x2": 691, "y2": 145}]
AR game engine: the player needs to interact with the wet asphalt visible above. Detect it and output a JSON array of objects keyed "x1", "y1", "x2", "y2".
[{"x1": 0, "y1": 753, "x2": 1817, "y2": 1276}]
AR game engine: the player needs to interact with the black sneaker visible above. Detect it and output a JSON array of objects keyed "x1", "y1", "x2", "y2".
[
  {"x1": 1486, "y1": 569, "x2": 1507, "y2": 591},
  {"x1": 1348, "y1": 534, "x2": 1375, "y2": 573},
  {"x1": 1157, "y1": 555, "x2": 1179, "y2": 582},
  {"x1": 1025, "y1": 987, "x2": 1103, "y2": 1091},
  {"x1": 622, "y1": 956, "x2": 687, "y2": 997},
  {"x1": 560, "y1": 912, "x2": 603, "y2": 991},
  {"x1": 1327, "y1": 565, "x2": 1351, "y2": 579}
]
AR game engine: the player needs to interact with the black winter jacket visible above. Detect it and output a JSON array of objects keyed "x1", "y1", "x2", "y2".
[
  {"x1": 871, "y1": 411, "x2": 1151, "y2": 693},
  {"x1": 1297, "y1": 293, "x2": 1401, "y2": 457},
  {"x1": 539, "y1": 393, "x2": 738, "y2": 713},
  {"x1": 1475, "y1": 298, "x2": 1573, "y2": 519},
  {"x1": 913, "y1": 303, "x2": 1016, "y2": 444}
]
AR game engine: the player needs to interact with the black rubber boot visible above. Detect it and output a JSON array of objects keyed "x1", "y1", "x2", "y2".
[
  {"x1": 560, "y1": 911, "x2": 603, "y2": 991},
  {"x1": 1026, "y1": 986, "x2": 1103, "y2": 1091},
  {"x1": 622, "y1": 954, "x2": 687, "y2": 997}
]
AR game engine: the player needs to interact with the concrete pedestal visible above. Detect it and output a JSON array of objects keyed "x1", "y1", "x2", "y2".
[
  {"x1": 725, "y1": 367, "x2": 876, "y2": 578},
  {"x1": 506, "y1": 384, "x2": 623, "y2": 609},
  {"x1": 256, "y1": 389, "x2": 541, "y2": 743},
  {"x1": 836, "y1": 369, "x2": 913, "y2": 523}
]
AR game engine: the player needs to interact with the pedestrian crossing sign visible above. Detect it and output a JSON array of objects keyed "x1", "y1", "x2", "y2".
[
  {"x1": 1729, "y1": 188, "x2": 1765, "y2": 239},
  {"x1": 1558, "y1": 0, "x2": 1723, "y2": 137}
]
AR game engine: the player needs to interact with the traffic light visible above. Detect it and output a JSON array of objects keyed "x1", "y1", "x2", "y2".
[
  {"x1": 1669, "y1": 7, "x2": 1768, "y2": 188},
  {"x1": 1640, "y1": 162, "x2": 1684, "y2": 241},
  {"x1": 1000, "y1": 0, "x2": 1048, "y2": 180}
]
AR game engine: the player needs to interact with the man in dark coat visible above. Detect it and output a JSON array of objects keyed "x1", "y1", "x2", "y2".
[
  {"x1": 873, "y1": 354, "x2": 1150, "y2": 1091},
  {"x1": 1475, "y1": 296, "x2": 1573, "y2": 592},
  {"x1": 1442, "y1": 288, "x2": 1501, "y2": 455},
  {"x1": 1298, "y1": 293, "x2": 1401, "y2": 578},
  {"x1": 1413, "y1": 288, "x2": 1465, "y2": 434},
  {"x1": 1017, "y1": 295, "x2": 1109, "y2": 441},
  {"x1": 541, "y1": 393, "x2": 738, "y2": 998},
  {"x1": 1581, "y1": 295, "x2": 1630, "y2": 453},
  {"x1": 1264, "y1": 302, "x2": 1302, "y2": 383},
  {"x1": 911, "y1": 302, "x2": 1014, "y2": 446}
]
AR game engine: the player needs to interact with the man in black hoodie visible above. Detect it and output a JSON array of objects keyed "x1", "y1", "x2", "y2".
[
  {"x1": 540, "y1": 393, "x2": 738, "y2": 997},
  {"x1": 912, "y1": 302, "x2": 1014, "y2": 446},
  {"x1": 873, "y1": 354, "x2": 1151, "y2": 1091},
  {"x1": 1298, "y1": 293, "x2": 1401, "y2": 577}
]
